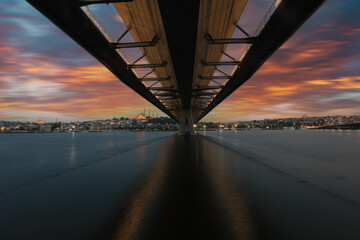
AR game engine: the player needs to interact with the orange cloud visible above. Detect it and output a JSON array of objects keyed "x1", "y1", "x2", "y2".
[{"x1": 0, "y1": 43, "x2": 162, "y2": 121}]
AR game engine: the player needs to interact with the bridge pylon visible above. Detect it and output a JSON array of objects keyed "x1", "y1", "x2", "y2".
[{"x1": 179, "y1": 109, "x2": 195, "y2": 136}]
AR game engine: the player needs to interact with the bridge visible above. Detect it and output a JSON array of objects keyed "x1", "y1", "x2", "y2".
[
  {"x1": 26, "y1": 0, "x2": 324, "y2": 134},
  {"x1": 315, "y1": 122, "x2": 360, "y2": 130},
  {"x1": 6, "y1": 2, "x2": 353, "y2": 240}
]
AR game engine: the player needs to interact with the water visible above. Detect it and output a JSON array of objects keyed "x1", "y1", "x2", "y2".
[
  {"x1": 0, "y1": 130, "x2": 359, "y2": 239},
  {"x1": 200, "y1": 130, "x2": 360, "y2": 239},
  {"x1": 203, "y1": 129, "x2": 360, "y2": 204},
  {"x1": 0, "y1": 131, "x2": 175, "y2": 240},
  {"x1": 0, "y1": 131, "x2": 174, "y2": 195}
]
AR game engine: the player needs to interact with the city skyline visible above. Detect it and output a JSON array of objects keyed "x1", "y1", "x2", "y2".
[{"x1": 1, "y1": 0, "x2": 359, "y2": 122}]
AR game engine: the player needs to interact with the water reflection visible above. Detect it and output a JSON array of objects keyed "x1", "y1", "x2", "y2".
[
  {"x1": 200, "y1": 131, "x2": 360, "y2": 240},
  {"x1": 135, "y1": 143, "x2": 147, "y2": 167},
  {"x1": 137, "y1": 132, "x2": 148, "y2": 142},
  {"x1": 69, "y1": 143, "x2": 77, "y2": 168},
  {"x1": 0, "y1": 132, "x2": 175, "y2": 240},
  {"x1": 112, "y1": 139, "x2": 171, "y2": 240},
  {"x1": 197, "y1": 135, "x2": 256, "y2": 240}
]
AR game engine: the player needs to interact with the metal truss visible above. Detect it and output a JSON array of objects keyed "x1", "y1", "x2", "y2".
[
  {"x1": 201, "y1": 60, "x2": 240, "y2": 66},
  {"x1": 158, "y1": 97, "x2": 178, "y2": 101},
  {"x1": 156, "y1": 92, "x2": 179, "y2": 97},
  {"x1": 193, "y1": 86, "x2": 222, "y2": 91},
  {"x1": 140, "y1": 77, "x2": 170, "y2": 82},
  {"x1": 110, "y1": 36, "x2": 160, "y2": 49},
  {"x1": 192, "y1": 92, "x2": 217, "y2": 97},
  {"x1": 147, "y1": 87, "x2": 176, "y2": 91},
  {"x1": 205, "y1": 33, "x2": 258, "y2": 44},
  {"x1": 78, "y1": 0, "x2": 133, "y2": 7},
  {"x1": 234, "y1": 23, "x2": 251, "y2": 38},
  {"x1": 161, "y1": 99, "x2": 178, "y2": 103},
  {"x1": 194, "y1": 96, "x2": 214, "y2": 100},
  {"x1": 199, "y1": 75, "x2": 231, "y2": 80},
  {"x1": 127, "y1": 62, "x2": 167, "y2": 69}
]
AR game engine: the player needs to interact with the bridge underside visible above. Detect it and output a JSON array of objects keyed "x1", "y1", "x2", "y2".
[{"x1": 27, "y1": 0, "x2": 325, "y2": 134}]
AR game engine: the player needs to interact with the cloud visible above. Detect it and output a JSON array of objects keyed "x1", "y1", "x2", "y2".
[
  {"x1": 1, "y1": 0, "x2": 360, "y2": 122},
  {"x1": 0, "y1": 42, "x2": 162, "y2": 121}
]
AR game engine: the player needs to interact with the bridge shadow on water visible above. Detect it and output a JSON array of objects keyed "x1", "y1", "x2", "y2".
[{"x1": 106, "y1": 135, "x2": 256, "y2": 240}]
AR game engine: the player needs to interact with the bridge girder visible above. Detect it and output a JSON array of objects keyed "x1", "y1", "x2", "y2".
[{"x1": 26, "y1": 0, "x2": 325, "y2": 124}]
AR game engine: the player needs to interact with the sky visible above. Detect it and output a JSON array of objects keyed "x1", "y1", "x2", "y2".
[{"x1": 0, "y1": 0, "x2": 359, "y2": 122}]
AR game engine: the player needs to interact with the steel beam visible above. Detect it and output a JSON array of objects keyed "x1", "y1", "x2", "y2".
[
  {"x1": 192, "y1": 92, "x2": 217, "y2": 96},
  {"x1": 128, "y1": 62, "x2": 167, "y2": 69},
  {"x1": 165, "y1": 104, "x2": 179, "y2": 107},
  {"x1": 194, "y1": 96, "x2": 213, "y2": 99},
  {"x1": 158, "y1": 0, "x2": 200, "y2": 109},
  {"x1": 156, "y1": 93, "x2": 179, "y2": 97},
  {"x1": 193, "y1": 86, "x2": 222, "y2": 91},
  {"x1": 78, "y1": 0, "x2": 133, "y2": 6},
  {"x1": 194, "y1": 101, "x2": 210, "y2": 104},
  {"x1": 201, "y1": 60, "x2": 240, "y2": 66},
  {"x1": 116, "y1": 26, "x2": 132, "y2": 42},
  {"x1": 221, "y1": 50, "x2": 236, "y2": 61},
  {"x1": 141, "y1": 77, "x2": 170, "y2": 82},
  {"x1": 214, "y1": 67, "x2": 229, "y2": 76},
  {"x1": 110, "y1": 36, "x2": 160, "y2": 49},
  {"x1": 163, "y1": 101, "x2": 176, "y2": 104},
  {"x1": 199, "y1": 75, "x2": 231, "y2": 80},
  {"x1": 234, "y1": 24, "x2": 251, "y2": 38},
  {"x1": 131, "y1": 53, "x2": 146, "y2": 65},
  {"x1": 205, "y1": 33, "x2": 258, "y2": 44},
  {"x1": 157, "y1": 96, "x2": 177, "y2": 99},
  {"x1": 148, "y1": 87, "x2": 176, "y2": 91}
]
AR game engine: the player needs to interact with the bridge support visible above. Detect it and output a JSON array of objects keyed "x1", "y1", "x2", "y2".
[{"x1": 179, "y1": 109, "x2": 195, "y2": 136}]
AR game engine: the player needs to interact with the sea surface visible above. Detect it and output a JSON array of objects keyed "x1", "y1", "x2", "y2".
[
  {"x1": 201, "y1": 130, "x2": 360, "y2": 239},
  {"x1": 0, "y1": 130, "x2": 359, "y2": 239}
]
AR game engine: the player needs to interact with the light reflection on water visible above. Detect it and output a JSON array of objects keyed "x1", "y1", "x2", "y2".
[
  {"x1": 69, "y1": 143, "x2": 77, "y2": 168},
  {"x1": 0, "y1": 131, "x2": 175, "y2": 194},
  {"x1": 199, "y1": 131, "x2": 360, "y2": 239},
  {"x1": 69, "y1": 132, "x2": 77, "y2": 168},
  {"x1": 136, "y1": 143, "x2": 147, "y2": 167},
  {"x1": 0, "y1": 131, "x2": 175, "y2": 240},
  {"x1": 198, "y1": 136, "x2": 257, "y2": 240},
  {"x1": 201, "y1": 130, "x2": 360, "y2": 206}
]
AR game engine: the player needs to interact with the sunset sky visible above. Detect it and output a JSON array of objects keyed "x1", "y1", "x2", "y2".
[{"x1": 0, "y1": 0, "x2": 359, "y2": 122}]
